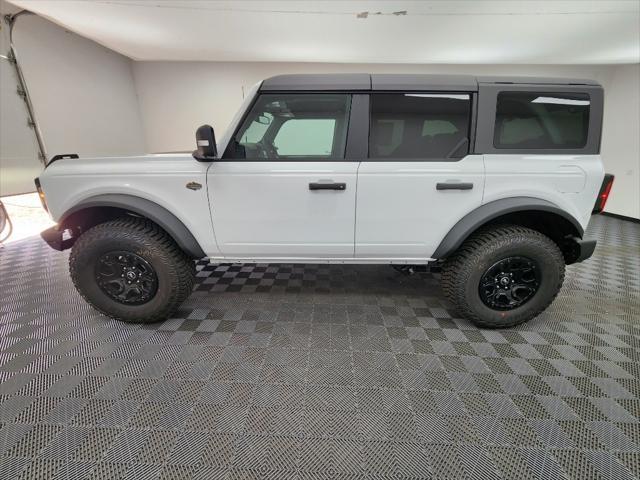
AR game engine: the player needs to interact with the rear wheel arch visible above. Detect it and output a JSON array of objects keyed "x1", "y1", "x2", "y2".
[
  {"x1": 59, "y1": 194, "x2": 206, "y2": 259},
  {"x1": 441, "y1": 224, "x2": 566, "y2": 328},
  {"x1": 432, "y1": 197, "x2": 584, "y2": 262}
]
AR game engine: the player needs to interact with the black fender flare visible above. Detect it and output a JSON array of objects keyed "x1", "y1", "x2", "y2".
[
  {"x1": 60, "y1": 194, "x2": 206, "y2": 259},
  {"x1": 431, "y1": 197, "x2": 584, "y2": 259}
]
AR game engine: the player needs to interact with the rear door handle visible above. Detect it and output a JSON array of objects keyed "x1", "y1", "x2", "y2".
[
  {"x1": 309, "y1": 182, "x2": 346, "y2": 191},
  {"x1": 436, "y1": 182, "x2": 473, "y2": 191}
]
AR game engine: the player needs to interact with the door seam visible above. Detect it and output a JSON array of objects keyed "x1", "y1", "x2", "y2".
[{"x1": 353, "y1": 161, "x2": 362, "y2": 257}]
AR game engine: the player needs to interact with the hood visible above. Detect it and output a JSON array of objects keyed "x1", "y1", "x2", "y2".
[{"x1": 42, "y1": 153, "x2": 208, "y2": 177}]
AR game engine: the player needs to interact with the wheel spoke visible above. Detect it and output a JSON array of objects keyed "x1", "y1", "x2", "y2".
[
  {"x1": 94, "y1": 251, "x2": 158, "y2": 305},
  {"x1": 478, "y1": 256, "x2": 541, "y2": 311}
]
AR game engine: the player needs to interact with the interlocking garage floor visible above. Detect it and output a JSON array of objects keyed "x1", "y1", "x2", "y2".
[{"x1": 0, "y1": 215, "x2": 638, "y2": 480}]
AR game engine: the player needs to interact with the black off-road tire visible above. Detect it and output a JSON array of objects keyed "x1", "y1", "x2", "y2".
[
  {"x1": 69, "y1": 217, "x2": 196, "y2": 323},
  {"x1": 441, "y1": 225, "x2": 565, "y2": 328}
]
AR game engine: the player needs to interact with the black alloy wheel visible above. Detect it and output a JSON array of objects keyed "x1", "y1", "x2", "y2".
[
  {"x1": 94, "y1": 251, "x2": 159, "y2": 305},
  {"x1": 478, "y1": 256, "x2": 541, "y2": 310},
  {"x1": 70, "y1": 217, "x2": 196, "y2": 323},
  {"x1": 440, "y1": 225, "x2": 565, "y2": 328}
]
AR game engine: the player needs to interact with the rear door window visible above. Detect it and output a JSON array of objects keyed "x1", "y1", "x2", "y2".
[
  {"x1": 494, "y1": 92, "x2": 590, "y2": 149},
  {"x1": 369, "y1": 93, "x2": 472, "y2": 160}
]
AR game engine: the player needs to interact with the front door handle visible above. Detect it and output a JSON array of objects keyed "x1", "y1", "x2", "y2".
[
  {"x1": 436, "y1": 182, "x2": 473, "y2": 191},
  {"x1": 309, "y1": 182, "x2": 346, "y2": 191}
]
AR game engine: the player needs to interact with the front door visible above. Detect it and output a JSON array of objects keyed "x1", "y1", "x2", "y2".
[
  {"x1": 208, "y1": 93, "x2": 358, "y2": 260},
  {"x1": 355, "y1": 92, "x2": 485, "y2": 260}
]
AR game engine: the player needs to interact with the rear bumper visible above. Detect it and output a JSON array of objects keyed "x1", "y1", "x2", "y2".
[
  {"x1": 40, "y1": 226, "x2": 74, "y2": 251},
  {"x1": 570, "y1": 237, "x2": 597, "y2": 264}
]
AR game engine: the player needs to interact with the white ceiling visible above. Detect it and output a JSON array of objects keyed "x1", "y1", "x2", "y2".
[{"x1": 9, "y1": 0, "x2": 640, "y2": 64}]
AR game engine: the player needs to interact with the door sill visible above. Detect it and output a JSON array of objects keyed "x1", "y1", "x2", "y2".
[{"x1": 205, "y1": 257, "x2": 434, "y2": 265}]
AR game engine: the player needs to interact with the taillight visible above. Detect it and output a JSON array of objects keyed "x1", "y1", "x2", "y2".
[{"x1": 593, "y1": 174, "x2": 614, "y2": 214}]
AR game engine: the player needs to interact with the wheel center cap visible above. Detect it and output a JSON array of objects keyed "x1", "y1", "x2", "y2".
[
  {"x1": 126, "y1": 271, "x2": 137, "y2": 280},
  {"x1": 500, "y1": 277, "x2": 510, "y2": 286}
]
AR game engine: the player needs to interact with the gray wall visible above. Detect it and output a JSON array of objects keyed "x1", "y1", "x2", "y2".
[
  {"x1": 13, "y1": 13, "x2": 147, "y2": 158},
  {"x1": 133, "y1": 61, "x2": 640, "y2": 218},
  {"x1": 0, "y1": 0, "x2": 146, "y2": 196}
]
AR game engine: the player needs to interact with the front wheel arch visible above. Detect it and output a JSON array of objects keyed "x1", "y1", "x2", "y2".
[{"x1": 59, "y1": 194, "x2": 206, "y2": 259}]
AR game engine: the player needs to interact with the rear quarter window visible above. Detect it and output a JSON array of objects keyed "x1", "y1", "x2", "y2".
[{"x1": 494, "y1": 92, "x2": 590, "y2": 149}]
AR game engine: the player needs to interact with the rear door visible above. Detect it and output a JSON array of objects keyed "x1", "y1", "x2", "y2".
[
  {"x1": 355, "y1": 92, "x2": 485, "y2": 260},
  {"x1": 207, "y1": 92, "x2": 359, "y2": 259}
]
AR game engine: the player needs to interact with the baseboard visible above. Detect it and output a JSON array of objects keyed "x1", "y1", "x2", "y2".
[{"x1": 601, "y1": 211, "x2": 640, "y2": 224}]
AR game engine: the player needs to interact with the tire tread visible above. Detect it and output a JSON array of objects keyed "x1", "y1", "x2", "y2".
[
  {"x1": 69, "y1": 217, "x2": 195, "y2": 323},
  {"x1": 441, "y1": 225, "x2": 565, "y2": 328}
]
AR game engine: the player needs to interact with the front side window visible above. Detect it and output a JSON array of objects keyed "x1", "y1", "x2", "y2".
[
  {"x1": 369, "y1": 93, "x2": 471, "y2": 159},
  {"x1": 494, "y1": 92, "x2": 590, "y2": 149},
  {"x1": 226, "y1": 94, "x2": 351, "y2": 159}
]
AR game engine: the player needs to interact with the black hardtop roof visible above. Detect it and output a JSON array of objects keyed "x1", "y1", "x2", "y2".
[{"x1": 261, "y1": 73, "x2": 600, "y2": 92}]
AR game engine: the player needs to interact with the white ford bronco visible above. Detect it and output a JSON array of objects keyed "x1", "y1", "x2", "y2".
[{"x1": 36, "y1": 74, "x2": 614, "y2": 328}]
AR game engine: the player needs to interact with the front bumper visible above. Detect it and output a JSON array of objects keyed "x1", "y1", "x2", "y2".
[{"x1": 40, "y1": 226, "x2": 74, "y2": 251}]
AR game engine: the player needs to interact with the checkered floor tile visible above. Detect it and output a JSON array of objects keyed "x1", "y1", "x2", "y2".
[{"x1": 0, "y1": 214, "x2": 638, "y2": 479}]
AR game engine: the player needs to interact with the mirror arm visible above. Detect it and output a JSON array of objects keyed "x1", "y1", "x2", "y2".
[{"x1": 192, "y1": 150, "x2": 217, "y2": 162}]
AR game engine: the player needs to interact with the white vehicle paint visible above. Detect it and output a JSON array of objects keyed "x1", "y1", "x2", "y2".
[
  {"x1": 483, "y1": 154, "x2": 604, "y2": 231},
  {"x1": 39, "y1": 154, "x2": 220, "y2": 256},
  {"x1": 355, "y1": 155, "x2": 485, "y2": 260},
  {"x1": 39, "y1": 152, "x2": 603, "y2": 263},
  {"x1": 207, "y1": 161, "x2": 358, "y2": 260}
]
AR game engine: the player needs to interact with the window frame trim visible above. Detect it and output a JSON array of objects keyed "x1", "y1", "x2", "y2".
[{"x1": 474, "y1": 83, "x2": 603, "y2": 155}]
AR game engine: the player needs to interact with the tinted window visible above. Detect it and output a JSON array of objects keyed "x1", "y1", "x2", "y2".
[
  {"x1": 227, "y1": 94, "x2": 350, "y2": 159},
  {"x1": 240, "y1": 112, "x2": 273, "y2": 144},
  {"x1": 274, "y1": 119, "x2": 336, "y2": 156},
  {"x1": 369, "y1": 93, "x2": 471, "y2": 159},
  {"x1": 494, "y1": 92, "x2": 590, "y2": 149}
]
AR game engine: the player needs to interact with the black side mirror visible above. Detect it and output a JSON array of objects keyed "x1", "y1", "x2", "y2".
[{"x1": 192, "y1": 125, "x2": 217, "y2": 161}]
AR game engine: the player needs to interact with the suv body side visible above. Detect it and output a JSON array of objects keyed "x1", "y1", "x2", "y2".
[
  {"x1": 35, "y1": 73, "x2": 610, "y2": 327},
  {"x1": 38, "y1": 74, "x2": 605, "y2": 265}
]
